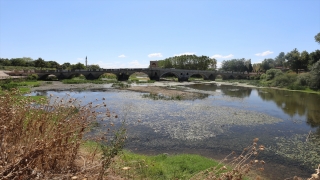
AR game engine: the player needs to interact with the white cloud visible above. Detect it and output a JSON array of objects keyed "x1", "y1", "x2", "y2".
[
  {"x1": 211, "y1": 54, "x2": 234, "y2": 59},
  {"x1": 148, "y1": 53, "x2": 163, "y2": 58},
  {"x1": 216, "y1": 61, "x2": 222, "y2": 68},
  {"x1": 255, "y1": 50, "x2": 273, "y2": 56},
  {"x1": 174, "y1": 52, "x2": 195, "y2": 56},
  {"x1": 118, "y1": 54, "x2": 126, "y2": 58}
]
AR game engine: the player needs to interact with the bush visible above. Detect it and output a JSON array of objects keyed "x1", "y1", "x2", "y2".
[
  {"x1": 260, "y1": 73, "x2": 267, "y2": 80},
  {"x1": 27, "y1": 73, "x2": 38, "y2": 80},
  {"x1": 287, "y1": 84, "x2": 306, "y2": 90},
  {"x1": 266, "y1": 69, "x2": 283, "y2": 80},
  {"x1": 250, "y1": 75, "x2": 260, "y2": 80},
  {"x1": 0, "y1": 83, "x2": 19, "y2": 90},
  {"x1": 272, "y1": 73, "x2": 297, "y2": 87},
  {"x1": 309, "y1": 61, "x2": 320, "y2": 90},
  {"x1": 295, "y1": 73, "x2": 311, "y2": 86}
]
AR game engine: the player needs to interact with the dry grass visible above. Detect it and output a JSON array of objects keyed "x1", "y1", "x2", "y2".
[
  {"x1": 0, "y1": 89, "x2": 126, "y2": 180},
  {"x1": 192, "y1": 138, "x2": 266, "y2": 180}
]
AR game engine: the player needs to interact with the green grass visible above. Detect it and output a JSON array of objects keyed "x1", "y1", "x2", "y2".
[
  {"x1": 18, "y1": 87, "x2": 31, "y2": 93},
  {"x1": 117, "y1": 151, "x2": 220, "y2": 180},
  {"x1": 0, "y1": 80, "x2": 41, "y2": 92}
]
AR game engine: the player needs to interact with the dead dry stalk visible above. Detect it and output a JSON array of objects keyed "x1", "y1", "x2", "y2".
[{"x1": 0, "y1": 89, "x2": 126, "y2": 179}]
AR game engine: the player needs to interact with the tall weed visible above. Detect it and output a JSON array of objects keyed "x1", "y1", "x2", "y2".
[{"x1": 0, "y1": 90, "x2": 126, "y2": 179}]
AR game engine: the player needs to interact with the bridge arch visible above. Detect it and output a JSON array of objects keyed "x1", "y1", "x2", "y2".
[
  {"x1": 188, "y1": 73, "x2": 209, "y2": 80},
  {"x1": 38, "y1": 73, "x2": 58, "y2": 80},
  {"x1": 211, "y1": 74, "x2": 229, "y2": 80},
  {"x1": 128, "y1": 72, "x2": 150, "y2": 82},
  {"x1": 159, "y1": 71, "x2": 180, "y2": 81},
  {"x1": 98, "y1": 73, "x2": 117, "y2": 80}
]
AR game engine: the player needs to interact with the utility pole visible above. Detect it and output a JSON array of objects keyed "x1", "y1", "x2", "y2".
[{"x1": 85, "y1": 56, "x2": 87, "y2": 68}]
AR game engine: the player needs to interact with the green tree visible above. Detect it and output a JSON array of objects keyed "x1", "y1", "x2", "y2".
[
  {"x1": 71, "y1": 62, "x2": 86, "y2": 70},
  {"x1": 309, "y1": 50, "x2": 320, "y2": 68},
  {"x1": 0, "y1": 58, "x2": 11, "y2": 66},
  {"x1": 309, "y1": 61, "x2": 320, "y2": 89},
  {"x1": 261, "y1": 58, "x2": 275, "y2": 72},
  {"x1": 274, "y1": 52, "x2": 286, "y2": 67},
  {"x1": 285, "y1": 48, "x2": 302, "y2": 73},
  {"x1": 300, "y1": 50, "x2": 310, "y2": 71},
  {"x1": 157, "y1": 55, "x2": 215, "y2": 70},
  {"x1": 315, "y1": 32, "x2": 320, "y2": 44},
  {"x1": 11, "y1": 58, "x2": 26, "y2": 66},
  {"x1": 47, "y1": 61, "x2": 60, "y2": 69},
  {"x1": 34, "y1": 58, "x2": 46, "y2": 69},
  {"x1": 62, "y1": 62, "x2": 71, "y2": 70},
  {"x1": 87, "y1": 64, "x2": 100, "y2": 70},
  {"x1": 244, "y1": 59, "x2": 252, "y2": 72}
]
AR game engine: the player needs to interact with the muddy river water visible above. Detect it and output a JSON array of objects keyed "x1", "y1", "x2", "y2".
[{"x1": 30, "y1": 83, "x2": 320, "y2": 179}]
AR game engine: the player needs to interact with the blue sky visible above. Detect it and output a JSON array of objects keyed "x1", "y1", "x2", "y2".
[{"x1": 1, "y1": 0, "x2": 319, "y2": 68}]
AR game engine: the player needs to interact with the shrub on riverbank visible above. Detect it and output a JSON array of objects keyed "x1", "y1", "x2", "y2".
[
  {"x1": 0, "y1": 90, "x2": 126, "y2": 179},
  {"x1": 227, "y1": 67, "x2": 320, "y2": 92},
  {"x1": 0, "y1": 79, "x2": 40, "y2": 92}
]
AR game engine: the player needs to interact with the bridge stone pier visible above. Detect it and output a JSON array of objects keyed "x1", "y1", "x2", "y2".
[{"x1": 6, "y1": 68, "x2": 252, "y2": 81}]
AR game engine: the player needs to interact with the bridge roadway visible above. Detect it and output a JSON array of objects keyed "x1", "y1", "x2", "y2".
[{"x1": 6, "y1": 68, "x2": 252, "y2": 81}]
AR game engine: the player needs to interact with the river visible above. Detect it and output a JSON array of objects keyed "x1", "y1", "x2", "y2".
[{"x1": 30, "y1": 83, "x2": 320, "y2": 179}]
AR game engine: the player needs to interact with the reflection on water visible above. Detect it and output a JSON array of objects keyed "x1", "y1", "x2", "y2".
[
  {"x1": 257, "y1": 89, "x2": 320, "y2": 132},
  {"x1": 188, "y1": 84, "x2": 320, "y2": 132},
  {"x1": 190, "y1": 83, "x2": 253, "y2": 98},
  {"x1": 29, "y1": 85, "x2": 320, "y2": 179}
]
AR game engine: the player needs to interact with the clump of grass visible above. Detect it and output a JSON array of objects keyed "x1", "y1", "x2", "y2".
[
  {"x1": 142, "y1": 93, "x2": 182, "y2": 100},
  {"x1": 110, "y1": 151, "x2": 220, "y2": 179},
  {"x1": 0, "y1": 90, "x2": 126, "y2": 179},
  {"x1": 112, "y1": 82, "x2": 131, "y2": 89}
]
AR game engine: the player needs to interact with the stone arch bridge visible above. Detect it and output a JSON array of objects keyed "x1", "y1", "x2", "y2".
[{"x1": 7, "y1": 68, "x2": 253, "y2": 81}]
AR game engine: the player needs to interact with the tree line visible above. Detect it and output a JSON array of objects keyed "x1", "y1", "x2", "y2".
[
  {"x1": 156, "y1": 55, "x2": 217, "y2": 70},
  {"x1": 220, "y1": 49, "x2": 320, "y2": 74},
  {"x1": 221, "y1": 33, "x2": 320, "y2": 74},
  {"x1": 0, "y1": 57, "x2": 100, "y2": 70}
]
